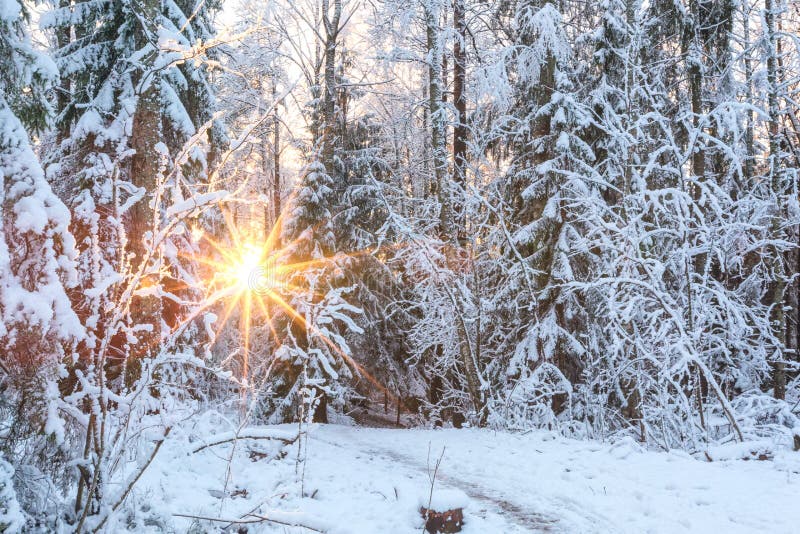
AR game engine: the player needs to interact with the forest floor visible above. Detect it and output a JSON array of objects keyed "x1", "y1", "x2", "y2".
[{"x1": 133, "y1": 412, "x2": 800, "y2": 534}]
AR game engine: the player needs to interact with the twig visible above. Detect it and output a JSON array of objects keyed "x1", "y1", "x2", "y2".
[
  {"x1": 247, "y1": 513, "x2": 325, "y2": 532},
  {"x1": 92, "y1": 427, "x2": 172, "y2": 533},
  {"x1": 421, "y1": 444, "x2": 446, "y2": 533},
  {"x1": 172, "y1": 512, "x2": 324, "y2": 532},
  {"x1": 192, "y1": 432, "x2": 299, "y2": 453},
  {"x1": 173, "y1": 513, "x2": 263, "y2": 524}
]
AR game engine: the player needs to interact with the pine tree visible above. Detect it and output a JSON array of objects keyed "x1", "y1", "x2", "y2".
[
  {"x1": 0, "y1": 0, "x2": 79, "y2": 333},
  {"x1": 41, "y1": 0, "x2": 225, "y2": 366},
  {"x1": 37, "y1": 0, "x2": 228, "y2": 520},
  {"x1": 41, "y1": 0, "x2": 225, "y2": 245},
  {"x1": 269, "y1": 161, "x2": 358, "y2": 423},
  {"x1": 483, "y1": 0, "x2": 596, "y2": 426},
  {"x1": 0, "y1": 0, "x2": 82, "y2": 401},
  {"x1": 0, "y1": 0, "x2": 83, "y2": 522}
]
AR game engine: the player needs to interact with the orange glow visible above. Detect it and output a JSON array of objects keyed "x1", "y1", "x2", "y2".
[{"x1": 179, "y1": 199, "x2": 411, "y2": 408}]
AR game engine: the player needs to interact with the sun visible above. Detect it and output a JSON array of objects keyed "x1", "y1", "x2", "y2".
[
  {"x1": 177, "y1": 199, "x2": 399, "y2": 407},
  {"x1": 235, "y1": 244, "x2": 262, "y2": 288},
  {"x1": 230, "y1": 242, "x2": 275, "y2": 293},
  {"x1": 178, "y1": 204, "x2": 331, "y2": 391}
]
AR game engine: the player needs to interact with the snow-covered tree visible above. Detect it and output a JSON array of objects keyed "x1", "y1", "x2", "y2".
[
  {"x1": 262, "y1": 161, "x2": 356, "y2": 422},
  {"x1": 0, "y1": 456, "x2": 22, "y2": 533},
  {"x1": 32, "y1": 0, "x2": 229, "y2": 405},
  {"x1": 564, "y1": 0, "x2": 788, "y2": 448},
  {"x1": 0, "y1": 0, "x2": 84, "y2": 522},
  {"x1": 475, "y1": 0, "x2": 598, "y2": 428},
  {"x1": 0, "y1": 0, "x2": 81, "y2": 350}
]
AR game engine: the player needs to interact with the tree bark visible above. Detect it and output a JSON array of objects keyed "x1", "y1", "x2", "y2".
[
  {"x1": 452, "y1": 0, "x2": 467, "y2": 243},
  {"x1": 273, "y1": 89, "x2": 282, "y2": 227},
  {"x1": 321, "y1": 0, "x2": 342, "y2": 171},
  {"x1": 765, "y1": 0, "x2": 787, "y2": 400},
  {"x1": 126, "y1": 0, "x2": 163, "y2": 371},
  {"x1": 742, "y1": 2, "x2": 755, "y2": 183},
  {"x1": 424, "y1": 2, "x2": 452, "y2": 241},
  {"x1": 55, "y1": 0, "x2": 72, "y2": 144}
]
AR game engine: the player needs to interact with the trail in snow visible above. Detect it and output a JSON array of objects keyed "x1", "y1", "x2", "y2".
[
  {"x1": 357, "y1": 440, "x2": 559, "y2": 531},
  {"x1": 334, "y1": 411, "x2": 556, "y2": 528},
  {"x1": 146, "y1": 419, "x2": 800, "y2": 533},
  {"x1": 311, "y1": 425, "x2": 615, "y2": 533},
  {"x1": 344, "y1": 409, "x2": 594, "y2": 531},
  {"x1": 308, "y1": 424, "x2": 800, "y2": 534}
]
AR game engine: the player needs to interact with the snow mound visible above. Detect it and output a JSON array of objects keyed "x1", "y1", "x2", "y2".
[
  {"x1": 706, "y1": 440, "x2": 776, "y2": 462},
  {"x1": 419, "y1": 488, "x2": 470, "y2": 511}
]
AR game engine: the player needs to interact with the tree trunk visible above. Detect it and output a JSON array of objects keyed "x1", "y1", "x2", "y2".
[
  {"x1": 425, "y1": 0, "x2": 484, "y2": 422},
  {"x1": 321, "y1": 0, "x2": 341, "y2": 171},
  {"x1": 126, "y1": 0, "x2": 163, "y2": 374},
  {"x1": 765, "y1": 0, "x2": 787, "y2": 400},
  {"x1": 55, "y1": 0, "x2": 72, "y2": 144},
  {"x1": 265, "y1": 84, "x2": 282, "y2": 236},
  {"x1": 424, "y1": 2, "x2": 452, "y2": 241},
  {"x1": 273, "y1": 88, "x2": 282, "y2": 228},
  {"x1": 452, "y1": 0, "x2": 467, "y2": 243},
  {"x1": 742, "y1": 2, "x2": 755, "y2": 183}
]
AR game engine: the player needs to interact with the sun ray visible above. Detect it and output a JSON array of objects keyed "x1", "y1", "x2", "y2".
[
  {"x1": 213, "y1": 291, "x2": 243, "y2": 340},
  {"x1": 242, "y1": 289, "x2": 251, "y2": 385},
  {"x1": 263, "y1": 203, "x2": 288, "y2": 254},
  {"x1": 254, "y1": 292, "x2": 282, "y2": 347},
  {"x1": 189, "y1": 190, "x2": 403, "y2": 412},
  {"x1": 221, "y1": 206, "x2": 243, "y2": 251},
  {"x1": 199, "y1": 233, "x2": 242, "y2": 264}
]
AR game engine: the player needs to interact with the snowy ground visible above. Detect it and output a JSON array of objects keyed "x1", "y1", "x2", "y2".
[{"x1": 130, "y1": 415, "x2": 800, "y2": 533}]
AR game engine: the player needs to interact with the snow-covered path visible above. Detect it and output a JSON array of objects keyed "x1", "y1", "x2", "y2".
[
  {"x1": 147, "y1": 422, "x2": 800, "y2": 533},
  {"x1": 310, "y1": 427, "x2": 570, "y2": 532},
  {"x1": 304, "y1": 425, "x2": 800, "y2": 533},
  {"x1": 308, "y1": 428, "x2": 560, "y2": 532}
]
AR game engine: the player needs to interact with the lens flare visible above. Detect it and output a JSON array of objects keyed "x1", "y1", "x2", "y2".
[
  {"x1": 179, "y1": 200, "x2": 402, "y2": 408},
  {"x1": 247, "y1": 265, "x2": 276, "y2": 294}
]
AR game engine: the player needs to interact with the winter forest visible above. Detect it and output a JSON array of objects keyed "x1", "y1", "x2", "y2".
[{"x1": 3, "y1": 0, "x2": 800, "y2": 531}]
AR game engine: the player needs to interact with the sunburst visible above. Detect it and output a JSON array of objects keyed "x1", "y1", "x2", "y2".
[
  {"x1": 181, "y1": 200, "x2": 393, "y2": 407},
  {"x1": 183, "y1": 206, "x2": 300, "y2": 387}
]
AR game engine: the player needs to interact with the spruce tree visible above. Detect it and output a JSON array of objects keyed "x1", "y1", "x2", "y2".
[
  {"x1": 486, "y1": 0, "x2": 596, "y2": 425},
  {"x1": 0, "y1": 0, "x2": 83, "y2": 522},
  {"x1": 41, "y1": 0, "x2": 225, "y2": 364},
  {"x1": 0, "y1": 0, "x2": 82, "y2": 402}
]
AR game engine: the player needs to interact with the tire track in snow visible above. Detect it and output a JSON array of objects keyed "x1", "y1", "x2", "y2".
[
  {"x1": 310, "y1": 429, "x2": 564, "y2": 532},
  {"x1": 363, "y1": 443, "x2": 559, "y2": 532}
]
